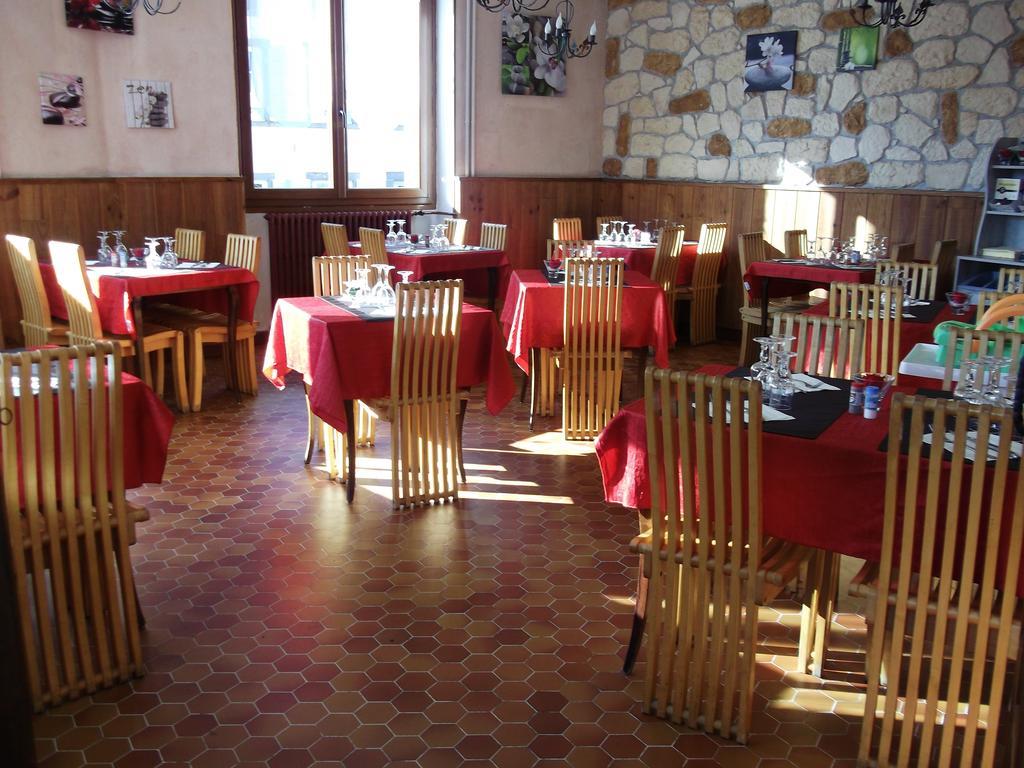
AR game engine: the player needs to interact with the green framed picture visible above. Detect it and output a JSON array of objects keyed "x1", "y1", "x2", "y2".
[{"x1": 836, "y1": 27, "x2": 879, "y2": 71}]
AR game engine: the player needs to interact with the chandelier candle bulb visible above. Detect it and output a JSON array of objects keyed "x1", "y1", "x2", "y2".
[
  {"x1": 588, "y1": 21, "x2": 596, "y2": 39},
  {"x1": 556, "y1": 14, "x2": 563, "y2": 29}
]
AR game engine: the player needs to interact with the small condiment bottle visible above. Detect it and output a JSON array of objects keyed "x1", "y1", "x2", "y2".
[
  {"x1": 849, "y1": 377, "x2": 865, "y2": 415},
  {"x1": 863, "y1": 385, "x2": 881, "y2": 420}
]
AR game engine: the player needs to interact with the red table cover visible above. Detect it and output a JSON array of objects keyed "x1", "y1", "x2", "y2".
[
  {"x1": 40, "y1": 262, "x2": 259, "y2": 338},
  {"x1": 263, "y1": 297, "x2": 516, "y2": 432},
  {"x1": 744, "y1": 260, "x2": 876, "y2": 302},
  {"x1": 499, "y1": 269, "x2": 675, "y2": 375},
  {"x1": 592, "y1": 242, "x2": 699, "y2": 286},
  {"x1": 595, "y1": 364, "x2": 1023, "y2": 594}
]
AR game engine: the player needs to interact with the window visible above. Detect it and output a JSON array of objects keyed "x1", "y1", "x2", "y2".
[{"x1": 233, "y1": 0, "x2": 435, "y2": 210}]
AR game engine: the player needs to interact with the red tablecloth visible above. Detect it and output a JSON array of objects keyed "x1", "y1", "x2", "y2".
[
  {"x1": 595, "y1": 363, "x2": 1023, "y2": 593},
  {"x1": 499, "y1": 269, "x2": 675, "y2": 375},
  {"x1": 40, "y1": 262, "x2": 259, "y2": 338},
  {"x1": 806, "y1": 300, "x2": 955, "y2": 362},
  {"x1": 744, "y1": 260, "x2": 876, "y2": 301},
  {"x1": 349, "y1": 242, "x2": 509, "y2": 298},
  {"x1": 593, "y1": 242, "x2": 699, "y2": 286},
  {"x1": 262, "y1": 297, "x2": 516, "y2": 432}
]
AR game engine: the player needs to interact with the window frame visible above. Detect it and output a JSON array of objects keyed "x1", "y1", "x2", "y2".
[{"x1": 232, "y1": 0, "x2": 436, "y2": 211}]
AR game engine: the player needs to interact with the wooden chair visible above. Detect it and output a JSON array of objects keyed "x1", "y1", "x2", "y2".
[
  {"x1": 547, "y1": 239, "x2": 595, "y2": 260},
  {"x1": 828, "y1": 281, "x2": 904, "y2": 379},
  {"x1": 178, "y1": 234, "x2": 261, "y2": 411},
  {"x1": 553, "y1": 217, "x2": 582, "y2": 241},
  {"x1": 173, "y1": 228, "x2": 205, "y2": 262},
  {"x1": 364, "y1": 280, "x2": 466, "y2": 508},
  {"x1": 649, "y1": 224, "x2": 686, "y2": 296},
  {"x1": 858, "y1": 394, "x2": 1024, "y2": 767},
  {"x1": 443, "y1": 218, "x2": 468, "y2": 247},
  {"x1": 309, "y1": 255, "x2": 377, "y2": 474},
  {"x1": 359, "y1": 227, "x2": 388, "y2": 265},
  {"x1": 48, "y1": 241, "x2": 188, "y2": 411},
  {"x1": 479, "y1": 222, "x2": 507, "y2": 251},
  {"x1": 784, "y1": 229, "x2": 808, "y2": 259},
  {"x1": 875, "y1": 260, "x2": 939, "y2": 301},
  {"x1": 4, "y1": 235, "x2": 69, "y2": 347},
  {"x1": 635, "y1": 369, "x2": 810, "y2": 741},
  {"x1": 676, "y1": 222, "x2": 726, "y2": 346},
  {"x1": 976, "y1": 290, "x2": 1024, "y2": 332},
  {"x1": 560, "y1": 257, "x2": 624, "y2": 440},
  {"x1": 0, "y1": 344, "x2": 146, "y2": 712},
  {"x1": 890, "y1": 241, "x2": 916, "y2": 263},
  {"x1": 930, "y1": 239, "x2": 957, "y2": 295},
  {"x1": 321, "y1": 222, "x2": 351, "y2": 256},
  {"x1": 997, "y1": 267, "x2": 1024, "y2": 293},
  {"x1": 939, "y1": 326, "x2": 1023, "y2": 390},
  {"x1": 772, "y1": 312, "x2": 865, "y2": 379},
  {"x1": 738, "y1": 232, "x2": 807, "y2": 365}
]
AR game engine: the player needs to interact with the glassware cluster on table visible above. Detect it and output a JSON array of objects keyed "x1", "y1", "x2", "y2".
[
  {"x1": 955, "y1": 355, "x2": 1019, "y2": 407},
  {"x1": 807, "y1": 233, "x2": 888, "y2": 264},
  {"x1": 384, "y1": 220, "x2": 409, "y2": 246},
  {"x1": 96, "y1": 230, "x2": 178, "y2": 268},
  {"x1": 876, "y1": 263, "x2": 918, "y2": 307},
  {"x1": 750, "y1": 334, "x2": 798, "y2": 411},
  {"x1": 596, "y1": 220, "x2": 675, "y2": 245},
  {"x1": 342, "y1": 264, "x2": 414, "y2": 312}
]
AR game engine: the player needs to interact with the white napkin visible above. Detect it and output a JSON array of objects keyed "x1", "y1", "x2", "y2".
[
  {"x1": 709, "y1": 400, "x2": 795, "y2": 424},
  {"x1": 923, "y1": 430, "x2": 1023, "y2": 462},
  {"x1": 791, "y1": 373, "x2": 840, "y2": 392},
  {"x1": 177, "y1": 261, "x2": 220, "y2": 269}
]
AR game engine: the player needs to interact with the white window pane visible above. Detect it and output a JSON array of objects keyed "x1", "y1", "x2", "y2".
[
  {"x1": 343, "y1": 0, "x2": 421, "y2": 190},
  {"x1": 247, "y1": 0, "x2": 334, "y2": 190}
]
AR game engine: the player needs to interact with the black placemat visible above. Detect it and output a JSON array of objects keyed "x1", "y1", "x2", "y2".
[
  {"x1": 878, "y1": 389, "x2": 1021, "y2": 469},
  {"x1": 319, "y1": 295, "x2": 394, "y2": 321},
  {"x1": 541, "y1": 264, "x2": 628, "y2": 287},
  {"x1": 726, "y1": 367, "x2": 851, "y2": 440},
  {"x1": 900, "y1": 300, "x2": 945, "y2": 324}
]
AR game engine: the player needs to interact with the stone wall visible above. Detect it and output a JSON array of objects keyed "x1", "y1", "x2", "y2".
[{"x1": 603, "y1": 0, "x2": 1024, "y2": 191}]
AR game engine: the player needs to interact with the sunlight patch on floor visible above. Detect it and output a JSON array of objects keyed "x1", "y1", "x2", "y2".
[{"x1": 510, "y1": 430, "x2": 598, "y2": 457}]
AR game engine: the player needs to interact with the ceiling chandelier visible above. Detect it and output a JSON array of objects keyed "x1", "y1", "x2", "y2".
[
  {"x1": 126, "y1": 0, "x2": 182, "y2": 15},
  {"x1": 852, "y1": 0, "x2": 934, "y2": 29},
  {"x1": 536, "y1": 0, "x2": 598, "y2": 60},
  {"x1": 475, "y1": 0, "x2": 550, "y2": 13}
]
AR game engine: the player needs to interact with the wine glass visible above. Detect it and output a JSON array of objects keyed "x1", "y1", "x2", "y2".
[
  {"x1": 624, "y1": 223, "x2": 634, "y2": 243},
  {"x1": 955, "y1": 360, "x2": 984, "y2": 404},
  {"x1": 353, "y1": 267, "x2": 372, "y2": 306},
  {"x1": 769, "y1": 353, "x2": 798, "y2": 411},
  {"x1": 385, "y1": 220, "x2": 397, "y2": 245},
  {"x1": 751, "y1": 336, "x2": 775, "y2": 396},
  {"x1": 396, "y1": 220, "x2": 409, "y2": 245},
  {"x1": 161, "y1": 237, "x2": 178, "y2": 268},
  {"x1": 396, "y1": 270, "x2": 413, "y2": 284},
  {"x1": 96, "y1": 231, "x2": 112, "y2": 263},
  {"x1": 946, "y1": 291, "x2": 970, "y2": 316},
  {"x1": 599, "y1": 222, "x2": 609, "y2": 242},
  {"x1": 113, "y1": 230, "x2": 129, "y2": 267}
]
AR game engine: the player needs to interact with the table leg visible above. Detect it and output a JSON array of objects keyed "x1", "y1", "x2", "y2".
[
  {"x1": 487, "y1": 266, "x2": 498, "y2": 311},
  {"x1": 225, "y1": 285, "x2": 239, "y2": 396},
  {"x1": 760, "y1": 277, "x2": 770, "y2": 336},
  {"x1": 132, "y1": 299, "x2": 147, "y2": 381},
  {"x1": 344, "y1": 399, "x2": 356, "y2": 503}
]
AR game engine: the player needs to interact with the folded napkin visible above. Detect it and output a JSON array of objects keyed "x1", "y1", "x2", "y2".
[
  {"x1": 791, "y1": 373, "x2": 840, "y2": 392},
  {"x1": 709, "y1": 400, "x2": 795, "y2": 424},
  {"x1": 923, "y1": 430, "x2": 1023, "y2": 462}
]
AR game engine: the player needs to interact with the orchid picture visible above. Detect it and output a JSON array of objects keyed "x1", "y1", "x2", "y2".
[
  {"x1": 743, "y1": 30, "x2": 797, "y2": 93},
  {"x1": 501, "y1": 12, "x2": 565, "y2": 97}
]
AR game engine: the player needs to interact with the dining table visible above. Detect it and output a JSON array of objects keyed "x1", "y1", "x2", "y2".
[
  {"x1": 348, "y1": 242, "x2": 509, "y2": 309},
  {"x1": 262, "y1": 296, "x2": 516, "y2": 502},
  {"x1": 590, "y1": 241, "x2": 700, "y2": 285},
  {"x1": 39, "y1": 260, "x2": 260, "y2": 369},
  {"x1": 500, "y1": 269, "x2": 675, "y2": 376}
]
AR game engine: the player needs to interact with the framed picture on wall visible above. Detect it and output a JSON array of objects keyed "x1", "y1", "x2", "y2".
[
  {"x1": 501, "y1": 12, "x2": 565, "y2": 97},
  {"x1": 743, "y1": 31, "x2": 797, "y2": 93},
  {"x1": 836, "y1": 27, "x2": 879, "y2": 71},
  {"x1": 39, "y1": 73, "x2": 86, "y2": 127},
  {"x1": 123, "y1": 80, "x2": 175, "y2": 128},
  {"x1": 65, "y1": 0, "x2": 134, "y2": 35}
]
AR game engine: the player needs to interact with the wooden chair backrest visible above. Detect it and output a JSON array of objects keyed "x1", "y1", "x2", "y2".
[
  {"x1": 479, "y1": 222, "x2": 507, "y2": 251},
  {"x1": 874, "y1": 260, "x2": 938, "y2": 301},
  {"x1": 930, "y1": 238, "x2": 957, "y2": 294},
  {"x1": 643, "y1": 368, "x2": 762, "y2": 741},
  {"x1": 225, "y1": 233, "x2": 260, "y2": 273},
  {"x1": 48, "y1": 241, "x2": 103, "y2": 345},
  {"x1": 975, "y1": 290, "x2": 1024, "y2": 331},
  {"x1": 697, "y1": 222, "x2": 727, "y2": 259},
  {"x1": 692, "y1": 222, "x2": 727, "y2": 290},
  {"x1": 772, "y1": 312, "x2": 865, "y2": 379},
  {"x1": 562, "y1": 257, "x2": 624, "y2": 440},
  {"x1": 359, "y1": 227, "x2": 388, "y2": 265},
  {"x1": 889, "y1": 241, "x2": 916, "y2": 263},
  {"x1": 320, "y1": 223, "x2": 350, "y2": 256},
  {"x1": 547, "y1": 239, "x2": 595, "y2": 260},
  {"x1": 828, "y1": 281, "x2": 903, "y2": 379},
  {"x1": 311, "y1": 255, "x2": 374, "y2": 297},
  {"x1": 0, "y1": 343, "x2": 142, "y2": 712},
  {"x1": 784, "y1": 229, "x2": 808, "y2": 260},
  {"x1": 390, "y1": 280, "x2": 464, "y2": 507},
  {"x1": 650, "y1": 225, "x2": 686, "y2": 295},
  {"x1": 997, "y1": 266, "x2": 1024, "y2": 293},
  {"x1": 860, "y1": 394, "x2": 1024, "y2": 767},
  {"x1": 553, "y1": 217, "x2": 582, "y2": 241},
  {"x1": 173, "y1": 228, "x2": 205, "y2": 262},
  {"x1": 940, "y1": 326, "x2": 1024, "y2": 389},
  {"x1": 5, "y1": 235, "x2": 53, "y2": 347},
  {"x1": 737, "y1": 233, "x2": 768, "y2": 309},
  {"x1": 443, "y1": 218, "x2": 468, "y2": 247}
]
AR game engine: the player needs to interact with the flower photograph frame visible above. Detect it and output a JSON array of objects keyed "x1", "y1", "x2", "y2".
[
  {"x1": 500, "y1": 12, "x2": 566, "y2": 97},
  {"x1": 743, "y1": 30, "x2": 797, "y2": 93}
]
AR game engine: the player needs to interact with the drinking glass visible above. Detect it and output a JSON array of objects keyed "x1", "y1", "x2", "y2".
[
  {"x1": 751, "y1": 336, "x2": 775, "y2": 396},
  {"x1": 97, "y1": 231, "x2": 112, "y2": 263},
  {"x1": 946, "y1": 291, "x2": 970, "y2": 316},
  {"x1": 353, "y1": 267, "x2": 373, "y2": 306},
  {"x1": 161, "y1": 236, "x2": 178, "y2": 268},
  {"x1": 955, "y1": 360, "x2": 984, "y2": 404},
  {"x1": 385, "y1": 220, "x2": 397, "y2": 245},
  {"x1": 396, "y1": 220, "x2": 409, "y2": 245},
  {"x1": 903, "y1": 278, "x2": 914, "y2": 307},
  {"x1": 113, "y1": 230, "x2": 129, "y2": 267},
  {"x1": 396, "y1": 270, "x2": 413, "y2": 284},
  {"x1": 599, "y1": 222, "x2": 609, "y2": 242},
  {"x1": 769, "y1": 353, "x2": 798, "y2": 411},
  {"x1": 624, "y1": 223, "x2": 634, "y2": 243}
]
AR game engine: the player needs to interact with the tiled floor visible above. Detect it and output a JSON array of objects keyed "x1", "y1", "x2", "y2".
[{"x1": 34, "y1": 341, "x2": 874, "y2": 768}]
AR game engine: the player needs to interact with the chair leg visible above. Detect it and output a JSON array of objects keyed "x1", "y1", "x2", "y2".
[
  {"x1": 739, "y1": 319, "x2": 752, "y2": 367},
  {"x1": 189, "y1": 332, "x2": 204, "y2": 412},
  {"x1": 456, "y1": 397, "x2": 468, "y2": 483},
  {"x1": 172, "y1": 335, "x2": 189, "y2": 413},
  {"x1": 798, "y1": 551, "x2": 839, "y2": 677},
  {"x1": 153, "y1": 349, "x2": 166, "y2": 398},
  {"x1": 623, "y1": 552, "x2": 650, "y2": 675},
  {"x1": 133, "y1": 581, "x2": 146, "y2": 629},
  {"x1": 519, "y1": 372, "x2": 528, "y2": 404},
  {"x1": 304, "y1": 389, "x2": 316, "y2": 465},
  {"x1": 528, "y1": 349, "x2": 538, "y2": 431}
]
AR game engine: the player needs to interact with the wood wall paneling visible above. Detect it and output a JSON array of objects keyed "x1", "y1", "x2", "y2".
[
  {"x1": 0, "y1": 177, "x2": 245, "y2": 345},
  {"x1": 458, "y1": 176, "x2": 983, "y2": 331}
]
